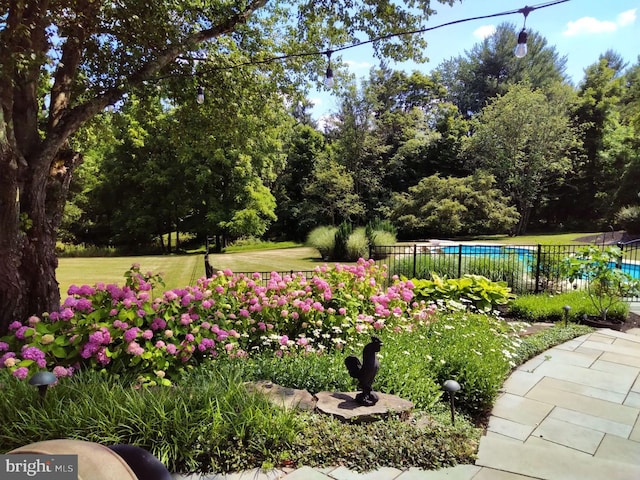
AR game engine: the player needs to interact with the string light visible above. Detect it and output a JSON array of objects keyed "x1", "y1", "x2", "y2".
[
  {"x1": 325, "y1": 52, "x2": 334, "y2": 88},
  {"x1": 196, "y1": 86, "x2": 205, "y2": 104},
  {"x1": 514, "y1": 5, "x2": 533, "y2": 58},
  {"x1": 172, "y1": 0, "x2": 569, "y2": 90}
]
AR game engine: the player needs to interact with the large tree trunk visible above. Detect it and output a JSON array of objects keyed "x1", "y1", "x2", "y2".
[
  {"x1": 0, "y1": 143, "x2": 81, "y2": 335},
  {"x1": 0, "y1": 144, "x2": 26, "y2": 331}
]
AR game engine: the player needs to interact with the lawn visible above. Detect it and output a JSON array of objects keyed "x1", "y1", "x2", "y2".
[
  {"x1": 57, "y1": 247, "x2": 325, "y2": 296},
  {"x1": 56, "y1": 255, "x2": 205, "y2": 297},
  {"x1": 466, "y1": 231, "x2": 605, "y2": 245}
]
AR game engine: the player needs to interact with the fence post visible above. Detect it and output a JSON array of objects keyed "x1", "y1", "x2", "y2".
[
  {"x1": 534, "y1": 244, "x2": 542, "y2": 294},
  {"x1": 616, "y1": 242, "x2": 624, "y2": 269},
  {"x1": 457, "y1": 244, "x2": 462, "y2": 278},
  {"x1": 413, "y1": 244, "x2": 417, "y2": 279}
]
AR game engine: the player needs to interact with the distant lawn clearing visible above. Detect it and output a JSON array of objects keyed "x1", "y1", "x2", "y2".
[
  {"x1": 57, "y1": 247, "x2": 324, "y2": 297},
  {"x1": 57, "y1": 255, "x2": 204, "y2": 297},
  {"x1": 459, "y1": 232, "x2": 605, "y2": 245}
]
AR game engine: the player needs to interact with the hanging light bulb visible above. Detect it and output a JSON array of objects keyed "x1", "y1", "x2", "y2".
[
  {"x1": 514, "y1": 28, "x2": 528, "y2": 58},
  {"x1": 514, "y1": 5, "x2": 532, "y2": 58},
  {"x1": 196, "y1": 86, "x2": 205, "y2": 104},
  {"x1": 325, "y1": 52, "x2": 334, "y2": 88}
]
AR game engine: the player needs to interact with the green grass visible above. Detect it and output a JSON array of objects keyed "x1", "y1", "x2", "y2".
[
  {"x1": 225, "y1": 241, "x2": 303, "y2": 252},
  {"x1": 465, "y1": 232, "x2": 604, "y2": 245},
  {"x1": 56, "y1": 247, "x2": 325, "y2": 297},
  {"x1": 206, "y1": 246, "x2": 325, "y2": 273},
  {"x1": 57, "y1": 255, "x2": 204, "y2": 297},
  {"x1": 509, "y1": 291, "x2": 629, "y2": 323}
]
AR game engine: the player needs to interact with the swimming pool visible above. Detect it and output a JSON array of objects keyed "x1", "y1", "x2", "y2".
[{"x1": 438, "y1": 244, "x2": 640, "y2": 280}]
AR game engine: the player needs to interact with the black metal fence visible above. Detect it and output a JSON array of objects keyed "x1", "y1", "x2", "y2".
[
  {"x1": 368, "y1": 241, "x2": 640, "y2": 297},
  {"x1": 203, "y1": 239, "x2": 640, "y2": 298}
]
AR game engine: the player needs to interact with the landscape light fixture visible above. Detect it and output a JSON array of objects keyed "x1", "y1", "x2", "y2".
[
  {"x1": 196, "y1": 86, "x2": 205, "y2": 104},
  {"x1": 563, "y1": 305, "x2": 571, "y2": 327},
  {"x1": 325, "y1": 52, "x2": 334, "y2": 88},
  {"x1": 443, "y1": 379, "x2": 461, "y2": 425},
  {"x1": 514, "y1": 5, "x2": 533, "y2": 58},
  {"x1": 29, "y1": 371, "x2": 57, "y2": 403}
]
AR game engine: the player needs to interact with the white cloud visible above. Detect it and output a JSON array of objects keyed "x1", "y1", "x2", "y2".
[
  {"x1": 563, "y1": 8, "x2": 636, "y2": 36},
  {"x1": 617, "y1": 8, "x2": 637, "y2": 26},
  {"x1": 473, "y1": 25, "x2": 496, "y2": 40},
  {"x1": 344, "y1": 60, "x2": 372, "y2": 70}
]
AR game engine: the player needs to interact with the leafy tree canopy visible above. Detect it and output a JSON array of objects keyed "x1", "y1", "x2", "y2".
[{"x1": 390, "y1": 171, "x2": 519, "y2": 238}]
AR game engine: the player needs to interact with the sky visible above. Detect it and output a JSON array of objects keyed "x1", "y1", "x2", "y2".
[{"x1": 309, "y1": 0, "x2": 640, "y2": 120}]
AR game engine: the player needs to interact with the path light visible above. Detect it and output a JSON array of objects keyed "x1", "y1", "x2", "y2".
[
  {"x1": 443, "y1": 379, "x2": 461, "y2": 425},
  {"x1": 563, "y1": 305, "x2": 572, "y2": 327},
  {"x1": 29, "y1": 371, "x2": 57, "y2": 403}
]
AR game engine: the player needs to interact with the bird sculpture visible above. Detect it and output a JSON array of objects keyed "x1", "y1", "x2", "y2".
[{"x1": 344, "y1": 336, "x2": 383, "y2": 406}]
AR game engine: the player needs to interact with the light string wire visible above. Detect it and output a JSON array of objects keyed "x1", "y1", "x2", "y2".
[{"x1": 173, "y1": 0, "x2": 569, "y2": 79}]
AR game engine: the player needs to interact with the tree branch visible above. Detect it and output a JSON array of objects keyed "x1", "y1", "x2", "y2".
[{"x1": 40, "y1": 0, "x2": 270, "y2": 165}]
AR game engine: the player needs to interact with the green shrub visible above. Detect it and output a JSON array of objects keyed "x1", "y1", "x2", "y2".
[
  {"x1": 464, "y1": 256, "x2": 528, "y2": 293},
  {"x1": 333, "y1": 221, "x2": 353, "y2": 261},
  {"x1": 512, "y1": 323, "x2": 594, "y2": 365},
  {"x1": 561, "y1": 245, "x2": 640, "y2": 321},
  {"x1": 366, "y1": 218, "x2": 397, "y2": 236},
  {"x1": 615, "y1": 205, "x2": 640, "y2": 234},
  {"x1": 346, "y1": 227, "x2": 369, "y2": 261},
  {"x1": 411, "y1": 274, "x2": 514, "y2": 313},
  {"x1": 223, "y1": 351, "x2": 353, "y2": 394},
  {"x1": 0, "y1": 367, "x2": 301, "y2": 474},
  {"x1": 290, "y1": 410, "x2": 479, "y2": 472},
  {"x1": 405, "y1": 254, "x2": 459, "y2": 279},
  {"x1": 369, "y1": 230, "x2": 396, "y2": 247},
  {"x1": 423, "y1": 313, "x2": 521, "y2": 417},
  {"x1": 306, "y1": 226, "x2": 337, "y2": 260},
  {"x1": 56, "y1": 242, "x2": 120, "y2": 257},
  {"x1": 509, "y1": 291, "x2": 629, "y2": 323},
  {"x1": 531, "y1": 248, "x2": 565, "y2": 292}
]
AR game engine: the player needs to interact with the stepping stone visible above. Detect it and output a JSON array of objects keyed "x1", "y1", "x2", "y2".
[{"x1": 314, "y1": 391, "x2": 414, "y2": 422}]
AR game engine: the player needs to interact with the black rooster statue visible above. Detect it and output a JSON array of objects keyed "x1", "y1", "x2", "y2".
[{"x1": 344, "y1": 336, "x2": 383, "y2": 406}]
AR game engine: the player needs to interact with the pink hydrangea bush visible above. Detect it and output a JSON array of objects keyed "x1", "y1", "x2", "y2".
[{"x1": 0, "y1": 260, "x2": 436, "y2": 385}]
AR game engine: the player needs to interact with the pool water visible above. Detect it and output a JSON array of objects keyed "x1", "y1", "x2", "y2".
[{"x1": 438, "y1": 245, "x2": 640, "y2": 280}]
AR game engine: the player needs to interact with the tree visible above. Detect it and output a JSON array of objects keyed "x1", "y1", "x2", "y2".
[
  {"x1": 271, "y1": 123, "x2": 328, "y2": 241},
  {"x1": 0, "y1": 0, "x2": 457, "y2": 334},
  {"x1": 390, "y1": 171, "x2": 519, "y2": 238},
  {"x1": 464, "y1": 83, "x2": 575, "y2": 235},
  {"x1": 437, "y1": 23, "x2": 567, "y2": 116},
  {"x1": 302, "y1": 156, "x2": 365, "y2": 226},
  {"x1": 568, "y1": 53, "x2": 630, "y2": 224}
]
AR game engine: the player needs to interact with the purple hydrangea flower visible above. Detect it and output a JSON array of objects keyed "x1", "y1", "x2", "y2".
[
  {"x1": 124, "y1": 328, "x2": 140, "y2": 343},
  {"x1": 12, "y1": 367, "x2": 29, "y2": 380}
]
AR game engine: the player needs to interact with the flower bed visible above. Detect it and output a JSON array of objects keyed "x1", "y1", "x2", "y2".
[{"x1": 1, "y1": 259, "x2": 435, "y2": 386}]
